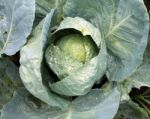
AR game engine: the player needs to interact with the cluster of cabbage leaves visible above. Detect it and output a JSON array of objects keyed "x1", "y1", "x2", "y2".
[{"x1": 0, "y1": 0, "x2": 150, "y2": 119}]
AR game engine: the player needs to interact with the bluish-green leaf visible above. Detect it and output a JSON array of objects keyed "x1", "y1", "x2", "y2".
[
  {"x1": 64, "y1": 0, "x2": 149, "y2": 81},
  {"x1": 35, "y1": 0, "x2": 67, "y2": 27},
  {"x1": 114, "y1": 101, "x2": 149, "y2": 119},
  {"x1": 0, "y1": 58, "x2": 21, "y2": 111},
  {"x1": 36, "y1": 0, "x2": 67, "y2": 15},
  {"x1": 1, "y1": 88, "x2": 120, "y2": 119},
  {"x1": 125, "y1": 35, "x2": 150, "y2": 88},
  {"x1": 19, "y1": 10, "x2": 70, "y2": 109},
  {"x1": 0, "y1": 0, "x2": 35, "y2": 56}
]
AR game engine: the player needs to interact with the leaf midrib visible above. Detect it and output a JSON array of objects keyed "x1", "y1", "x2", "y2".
[{"x1": 106, "y1": 15, "x2": 132, "y2": 38}]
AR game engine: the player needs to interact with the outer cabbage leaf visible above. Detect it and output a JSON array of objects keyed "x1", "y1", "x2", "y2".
[
  {"x1": 36, "y1": 0, "x2": 67, "y2": 15},
  {"x1": 101, "y1": 81, "x2": 130, "y2": 101},
  {"x1": 35, "y1": 0, "x2": 67, "y2": 32},
  {"x1": 103, "y1": 36, "x2": 150, "y2": 101},
  {"x1": 0, "y1": 0, "x2": 35, "y2": 56},
  {"x1": 1, "y1": 88, "x2": 120, "y2": 119},
  {"x1": 19, "y1": 10, "x2": 70, "y2": 109},
  {"x1": 47, "y1": 17, "x2": 107, "y2": 96},
  {"x1": 0, "y1": 58, "x2": 21, "y2": 111},
  {"x1": 125, "y1": 35, "x2": 150, "y2": 88},
  {"x1": 63, "y1": 0, "x2": 149, "y2": 81},
  {"x1": 114, "y1": 101, "x2": 149, "y2": 119}
]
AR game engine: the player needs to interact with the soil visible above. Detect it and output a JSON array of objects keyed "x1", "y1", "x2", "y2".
[{"x1": 144, "y1": 0, "x2": 150, "y2": 11}]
